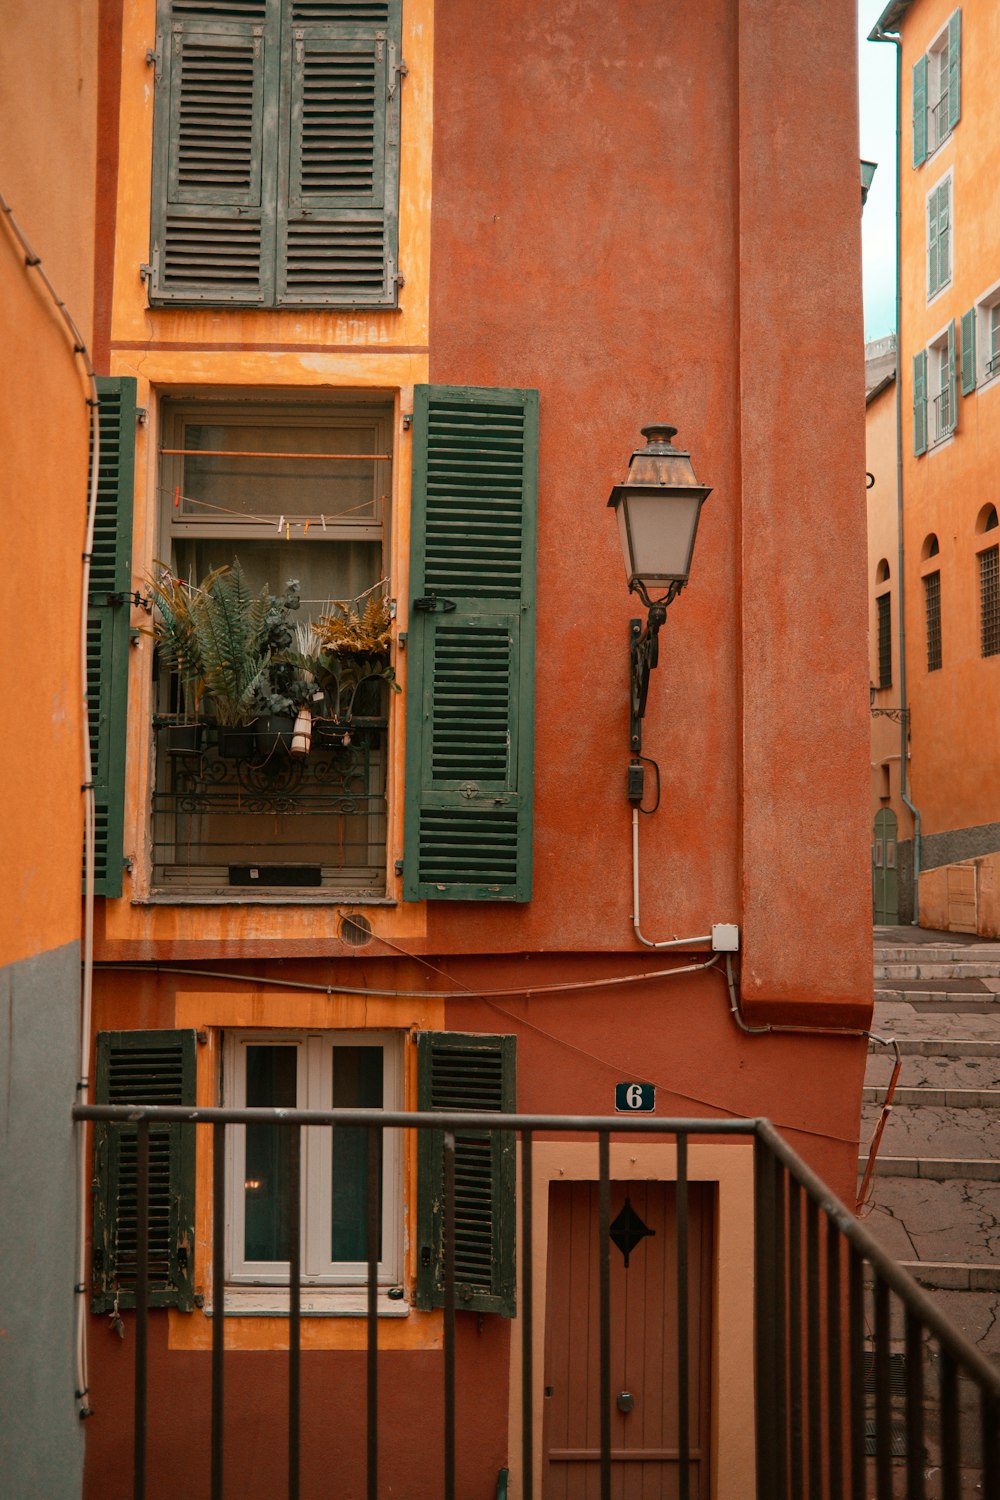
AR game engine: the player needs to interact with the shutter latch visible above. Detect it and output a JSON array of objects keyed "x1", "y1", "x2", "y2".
[
  {"x1": 388, "y1": 42, "x2": 409, "y2": 99},
  {"x1": 413, "y1": 593, "x2": 456, "y2": 613},
  {"x1": 145, "y1": 35, "x2": 162, "y2": 82}
]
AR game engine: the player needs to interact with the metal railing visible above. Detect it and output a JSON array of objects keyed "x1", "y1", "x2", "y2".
[{"x1": 74, "y1": 1104, "x2": 1000, "y2": 1500}]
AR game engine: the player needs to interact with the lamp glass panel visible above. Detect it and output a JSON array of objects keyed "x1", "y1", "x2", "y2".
[{"x1": 623, "y1": 492, "x2": 701, "y2": 582}]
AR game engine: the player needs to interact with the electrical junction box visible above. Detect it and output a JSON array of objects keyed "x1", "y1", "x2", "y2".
[{"x1": 711, "y1": 923, "x2": 740, "y2": 952}]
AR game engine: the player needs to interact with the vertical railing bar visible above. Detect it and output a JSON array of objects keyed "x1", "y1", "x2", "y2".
[
  {"x1": 940, "y1": 1348, "x2": 960, "y2": 1500},
  {"x1": 366, "y1": 1124, "x2": 379, "y2": 1500},
  {"x1": 873, "y1": 1275, "x2": 892, "y2": 1500},
  {"x1": 981, "y1": 1388, "x2": 1000, "y2": 1500},
  {"x1": 825, "y1": 1217, "x2": 843, "y2": 1500},
  {"x1": 754, "y1": 1137, "x2": 777, "y2": 1500},
  {"x1": 677, "y1": 1132, "x2": 690, "y2": 1500},
  {"x1": 133, "y1": 1118, "x2": 150, "y2": 1500},
  {"x1": 904, "y1": 1308, "x2": 925, "y2": 1500},
  {"x1": 443, "y1": 1129, "x2": 456, "y2": 1500},
  {"x1": 287, "y1": 1124, "x2": 301, "y2": 1500},
  {"x1": 598, "y1": 1131, "x2": 611, "y2": 1500},
  {"x1": 212, "y1": 1122, "x2": 226, "y2": 1500},
  {"x1": 521, "y1": 1129, "x2": 534, "y2": 1500},
  {"x1": 788, "y1": 1177, "x2": 804, "y2": 1500},
  {"x1": 774, "y1": 1156, "x2": 789, "y2": 1500},
  {"x1": 805, "y1": 1196, "x2": 821, "y2": 1500},
  {"x1": 847, "y1": 1247, "x2": 865, "y2": 1500}
]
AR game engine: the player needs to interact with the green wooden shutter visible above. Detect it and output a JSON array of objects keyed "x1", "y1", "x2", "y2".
[
  {"x1": 415, "y1": 1031, "x2": 516, "y2": 1318},
  {"x1": 961, "y1": 308, "x2": 977, "y2": 394},
  {"x1": 938, "y1": 180, "x2": 951, "y2": 287},
  {"x1": 149, "y1": 0, "x2": 278, "y2": 305},
  {"x1": 928, "y1": 184, "x2": 940, "y2": 296},
  {"x1": 914, "y1": 350, "x2": 928, "y2": 456},
  {"x1": 87, "y1": 378, "x2": 136, "y2": 897},
  {"x1": 946, "y1": 319, "x2": 958, "y2": 434},
  {"x1": 404, "y1": 385, "x2": 538, "y2": 902},
  {"x1": 913, "y1": 54, "x2": 928, "y2": 167},
  {"x1": 947, "y1": 10, "x2": 962, "y2": 131},
  {"x1": 275, "y1": 0, "x2": 401, "y2": 307},
  {"x1": 91, "y1": 1030, "x2": 197, "y2": 1313}
]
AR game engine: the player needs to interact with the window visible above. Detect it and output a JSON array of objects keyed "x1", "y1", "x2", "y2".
[
  {"x1": 914, "y1": 325, "x2": 957, "y2": 453},
  {"x1": 153, "y1": 397, "x2": 393, "y2": 893},
  {"x1": 964, "y1": 292, "x2": 1000, "y2": 392},
  {"x1": 147, "y1": 0, "x2": 403, "y2": 308},
  {"x1": 226, "y1": 1032, "x2": 402, "y2": 1287},
  {"x1": 877, "y1": 589, "x2": 892, "y2": 689},
  {"x1": 979, "y1": 545, "x2": 1000, "y2": 657},
  {"x1": 924, "y1": 570, "x2": 942, "y2": 671},
  {"x1": 913, "y1": 11, "x2": 961, "y2": 167},
  {"x1": 927, "y1": 176, "x2": 952, "y2": 300}
]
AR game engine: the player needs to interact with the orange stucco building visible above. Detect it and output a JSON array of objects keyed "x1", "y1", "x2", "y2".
[
  {"x1": 5, "y1": 1, "x2": 873, "y2": 1494},
  {"x1": 869, "y1": 0, "x2": 1000, "y2": 928}
]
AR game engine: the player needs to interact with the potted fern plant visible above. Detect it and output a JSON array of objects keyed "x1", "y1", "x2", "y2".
[{"x1": 279, "y1": 592, "x2": 399, "y2": 747}]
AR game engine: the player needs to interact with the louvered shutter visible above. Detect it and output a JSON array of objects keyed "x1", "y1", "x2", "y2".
[
  {"x1": 961, "y1": 308, "x2": 976, "y2": 394},
  {"x1": 404, "y1": 386, "x2": 538, "y2": 902},
  {"x1": 947, "y1": 10, "x2": 961, "y2": 131},
  {"x1": 86, "y1": 379, "x2": 136, "y2": 897},
  {"x1": 415, "y1": 1031, "x2": 516, "y2": 1318},
  {"x1": 914, "y1": 350, "x2": 928, "y2": 456},
  {"x1": 946, "y1": 319, "x2": 958, "y2": 434},
  {"x1": 912, "y1": 54, "x2": 928, "y2": 168},
  {"x1": 937, "y1": 181, "x2": 951, "y2": 287},
  {"x1": 928, "y1": 185, "x2": 940, "y2": 296},
  {"x1": 91, "y1": 1030, "x2": 197, "y2": 1313},
  {"x1": 276, "y1": 0, "x2": 401, "y2": 306},
  {"x1": 149, "y1": 0, "x2": 278, "y2": 305}
]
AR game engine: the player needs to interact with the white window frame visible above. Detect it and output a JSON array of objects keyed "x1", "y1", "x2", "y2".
[
  {"x1": 927, "y1": 26, "x2": 952, "y2": 154},
  {"x1": 224, "y1": 1031, "x2": 404, "y2": 1297},
  {"x1": 974, "y1": 279, "x2": 1000, "y2": 390},
  {"x1": 927, "y1": 326, "x2": 954, "y2": 446},
  {"x1": 926, "y1": 171, "x2": 953, "y2": 304}
]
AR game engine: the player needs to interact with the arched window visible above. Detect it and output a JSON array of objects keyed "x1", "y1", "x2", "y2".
[
  {"x1": 922, "y1": 533, "x2": 940, "y2": 559},
  {"x1": 976, "y1": 504, "x2": 998, "y2": 534}
]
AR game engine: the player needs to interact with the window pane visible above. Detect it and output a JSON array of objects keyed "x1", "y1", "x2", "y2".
[
  {"x1": 173, "y1": 538, "x2": 382, "y2": 616},
  {"x1": 181, "y1": 421, "x2": 382, "y2": 522},
  {"x1": 331, "y1": 1046, "x2": 383, "y2": 1262},
  {"x1": 244, "y1": 1045, "x2": 297, "y2": 1262}
]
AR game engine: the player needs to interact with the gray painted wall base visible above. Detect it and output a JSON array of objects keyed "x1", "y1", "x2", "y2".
[{"x1": 0, "y1": 943, "x2": 84, "y2": 1500}]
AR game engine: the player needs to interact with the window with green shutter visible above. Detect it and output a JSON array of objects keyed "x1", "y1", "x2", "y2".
[
  {"x1": 148, "y1": 0, "x2": 402, "y2": 308},
  {"x1": 91, "y1": 1030, "x2": 197, "y2": 1313},
  {"x1": 912, "y1": 54, "x2": 928, "y2": 168},
  {"x1": 961, "y1": 308, "x2": 977, "y2": 394},
  {"x1": 927, "y1": 176, "x2": 951, "y2": 299},
  {"x1": 86, "y1": 378, "x2": 136, "y2": 897},
  {"x1": 913, "y1": 11, "x2": 961, "y2": 167},
  {"x1": 403, "y1": 386, "x2": 538, "y2": 903},
  {"x1": 913, "y1": 350, "x2": 928, "y2": 456},
  {"x1": 415, "y1": 1031, "x2": 516, "y2": 1318}
]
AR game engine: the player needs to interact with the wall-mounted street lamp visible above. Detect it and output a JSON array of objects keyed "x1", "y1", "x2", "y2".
[{"x1": 607, "y1": 425, "x2": 712, "y2": 756}]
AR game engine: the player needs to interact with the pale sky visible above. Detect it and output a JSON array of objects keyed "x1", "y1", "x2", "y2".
[{"x1": 858, "y1": 0, "x2": 900, "y2": 340}]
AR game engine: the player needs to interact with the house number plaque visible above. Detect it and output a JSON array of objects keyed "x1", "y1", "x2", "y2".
[{"x1": 615, "y1": 1082, "x2": 655, "y2": 1113}]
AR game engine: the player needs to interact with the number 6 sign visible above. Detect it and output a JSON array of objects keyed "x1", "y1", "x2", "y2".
[{"x1": 615, "y1": 1082, "x2": 655, "y2": 1113}]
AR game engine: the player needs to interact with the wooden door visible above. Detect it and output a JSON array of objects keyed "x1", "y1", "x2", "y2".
[
  {"x1": 542, "y1": 1180, "x2": 713, "y2": 1500},
  {"x1": 872, "y1": 808, "x2": 899, "y2": 924}
]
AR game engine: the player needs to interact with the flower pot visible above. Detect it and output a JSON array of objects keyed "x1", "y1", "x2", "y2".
[
  {"x1": 255, "y1": 714, "x2": 296, "y2": 758},
  {"x1": 291, "y1": 707, "x2": 313, "y2": 757},
  {"x1": 163, "y1": 723, "x2": 204, "y2": 756},
  {"x1": 216, "y1": 723, "x2": 258, "y2": 759}
]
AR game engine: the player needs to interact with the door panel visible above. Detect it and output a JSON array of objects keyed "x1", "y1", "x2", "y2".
[
  {"x1": 542, "y1": 1180, "x2": 713, "y2": 1499},
  {"x1": 873, "y1": 809, "x2": 899, "y2": 924}
]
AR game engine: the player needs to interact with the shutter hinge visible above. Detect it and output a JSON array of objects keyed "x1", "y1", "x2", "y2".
[
  {"x1": 395, "y1": 859, "x2": 405, "y2": 875},
  {"x1": 375, "y1": 30, "x2": 386, "y2": 62},
  {"x1": 136, "y1": 406, "x2": 148, "y2": 425},
  {"x1": 401, "y1": 412, "x2": 412, "y2": 429},
  {"x1": 388, "y1": 43, "x2": 408, "y2": 99},
  {"x1": 413, "y1": 593, "x2": 456, "y2": 613},
  {"x1": 146, "y1": 35, "x2": 162, "y2": 82}
]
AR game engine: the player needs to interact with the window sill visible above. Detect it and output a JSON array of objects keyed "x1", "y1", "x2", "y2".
[
  {"x1": 926, "y1": 431, "x2": 956, "y2": 455},
  {"x1": 136, "y1": 893, "x2": 397, "y2": 907},
  {"x1": 204, "y1": 1288, "x2": 410, "y2": 1318}
]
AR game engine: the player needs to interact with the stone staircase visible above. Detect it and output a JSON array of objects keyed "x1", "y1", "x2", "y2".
[{"x1": 861, "y1": 931, "x2": 1000, "y2": 1360}]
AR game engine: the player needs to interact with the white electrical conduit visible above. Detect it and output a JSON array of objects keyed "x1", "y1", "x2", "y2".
[
  {"x1": 631, "y1": 806, "x2": 713, "y2": 949},
  {"x1": 1, "y1": 190, "x2": 100, "y2": 1418}
]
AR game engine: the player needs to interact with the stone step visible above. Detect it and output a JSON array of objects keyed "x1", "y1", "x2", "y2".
[
  {"x1": 865, "y1": 1056, "x2": 1000, "y2": 1093},
  {"x1": 875, "y1": 944, "x2": 1000, "y2": 963},
  {"x1": 857, "y1": 1157, "x2": 1000, "y2": 1181},
  {"x1": 860, "y1": 1103, "x2": 1000, "y2": 1159},
  {"x1": 870, "y1": 1005, "x2": 1000, "y2": 1040},
  {"x1": 859, "y1": 1174, "x2": 1000, "y2": 1263},
  {"x1": 867, "y1": 1038, "x2": 1000, "y2": 1057},
  {"x1": 899, "y1": 1262, "x2": 1000, "y2": 1293},
  {"x1": 862, "y1": 1084, "x2": 1000, "y2": 1107},
  {"x1": 876, "y1": 961, "x2": 1000, "y2": 980},
  {"x1": 875, "y1": 989, "x2": 1000, "y2": 1012}
]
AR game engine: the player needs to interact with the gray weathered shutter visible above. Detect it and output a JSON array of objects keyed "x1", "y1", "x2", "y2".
[
  {"x1": 947, "y1": 9, "x2": 961, "y2": 131},
  {"x1": 913, "y1": 351, "x2": 928, "y2": 456},
  {"x1": 91, "y1": 1030, "x2": 197, "y2": 1313},
  {"x1": 913, "y1": 54, "x2": 928, "y2": 168},
  {"x1": 276, "y1": 0, "x2": 401, "y2": 306},
  {"x1": 404, "y1": 385, "x2": 538, "y2": 902},
  {"x1": 928, "y1": 184, "x2": 940, "y2": 296},
  {"x1": 415, "y1": 1031, "x2": 516, "y2": 1318},
  {"x1": 961, "y1": 308, "x2": 976, "y2": 394},
  {"x1": 87, "y1": 378, "x2": 136, "y2": 897},
  {"x1": 946, "y1": 319, "x2": 958, "y2": 434},
  {"x1": 149, "y1": 0, "x2": 278, "y2": 305}
]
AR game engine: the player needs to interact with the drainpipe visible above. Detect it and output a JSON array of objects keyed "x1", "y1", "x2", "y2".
[{"x1": 870, "y1": 18, "x2": 922, "y2": 924}]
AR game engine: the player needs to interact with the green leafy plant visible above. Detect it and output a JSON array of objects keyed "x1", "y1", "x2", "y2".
[{"x1": 316, "y1": 592, "x2": 393, "y2": 656}]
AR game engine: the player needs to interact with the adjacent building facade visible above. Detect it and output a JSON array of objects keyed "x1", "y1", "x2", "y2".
[
  {"x1": 4, "y1": 1, "x2": 874, "y2": 1494},
  {"x1": 869, "y1": 0, "x2": 1000, "y2": 928}
]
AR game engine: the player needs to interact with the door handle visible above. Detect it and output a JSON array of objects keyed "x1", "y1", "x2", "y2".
[{"x1": 617, "y1": 1390, "x2": 634, "y2": 1413}]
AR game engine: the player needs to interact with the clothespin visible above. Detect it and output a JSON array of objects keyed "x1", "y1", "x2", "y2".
[
  {"x1": 304, "y1": 520, "x2": 311, "y2": 536},
  {"x1": 173, "y1": 485, "x2": 180, "y2": 509},
  {"x1": 320, "y1": 514, "x2": 327, "y2": 531},
  {"x1": 285, "y1": 522, "x2": 291, "y2": 541}
]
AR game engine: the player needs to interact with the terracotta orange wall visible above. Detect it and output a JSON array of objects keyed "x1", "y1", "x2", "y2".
[
  {"x1": 866, "y1": 378, "x2": 907, "y2": 823},
  {"x1": 0, "y1": 3, "x2": 97, "y2": 967},
  {"x1": 899, "y1": 0, "x2": 1000, "y2": 838}
]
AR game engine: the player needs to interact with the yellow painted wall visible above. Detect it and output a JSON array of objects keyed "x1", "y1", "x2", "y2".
[
  {"x1": 899, "y1": 0, "x2": 1000, "y2": 839},
  {"x1": 0, "y1": 4, "x2": 97, "y2": 967}
]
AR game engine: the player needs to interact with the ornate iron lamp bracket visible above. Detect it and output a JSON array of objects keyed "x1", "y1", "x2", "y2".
[{"x1": 629, "y1": 586, "x2": 681, "y2": 754}]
